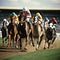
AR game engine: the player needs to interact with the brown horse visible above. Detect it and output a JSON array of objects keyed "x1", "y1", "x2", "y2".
[
  {"x1": 31, "y1": 16, "x2": 44, "y2": 50},
  {"x1": 25, "y1": 21, "x2": 35, "y2": 46},
  {"x1": 18, "y1": 15, "x2": 35, "y2": 50},
  {"x1": 7, "y1": 15, "x2": 19, "y2": 48},
  {"x1": 35, "y1": 23, "x2": 44, "y2": 50}
]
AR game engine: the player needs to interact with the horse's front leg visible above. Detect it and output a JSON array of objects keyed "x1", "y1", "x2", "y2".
[
  {"x1": 31, "y1": 25, "x2": 35, "y2": 46},
  {"x1": 25, "y1": 32, "x2": 29, "y2": 46},
  {"x1": 36, "y1": 35, "x2": 42, "y2": 50},
  {"x1": 30, "y1": 31, "x2": 35, "y2": 47},
  {"x1": 36, "y1": 25, "x2": 43, "y2": 50},
  {"x1": 7, "y1": 34, "x2": 11, "y2": 47},
  {"x1": 25, "y1": 22, "x2": 29, "y2": 46},
  {"x1": 44, "y1": 37, "x2": 48, "y2": 49},
  {"x1": 14, "y1": 34, "x2": 17, "y2": 48}
]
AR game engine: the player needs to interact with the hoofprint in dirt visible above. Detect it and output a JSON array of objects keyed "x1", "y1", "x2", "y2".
[{"x1": 0, "y1": 39, "x2": 60, "y2": 60}]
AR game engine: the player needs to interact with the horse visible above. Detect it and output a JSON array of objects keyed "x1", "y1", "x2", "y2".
[
  {"x1": 7, "y1": 15, "x2": 19, "y2": 48},
  {"x1": 35, "y1": 22, "x2": 44, "y2": 50},
  {"x1": 1, "y1": 19, "x2": 9, "y2": 46},
  {"x1": 18, "y1": 14, "x2": 35, "y2": 50},
  {"x1": 44, "y1": 23, "x2": 56, "y2": 49},
  {"x1": 25, "y1": 20, "x2": 35, "y2": 47},
  {"x1": 31, "y1": 15, "x2": 44, "y2": 50}
]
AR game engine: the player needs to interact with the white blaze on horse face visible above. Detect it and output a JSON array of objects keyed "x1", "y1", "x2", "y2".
[{"x1": 49, "y1": 23, "x2": 53, "y2": 28}]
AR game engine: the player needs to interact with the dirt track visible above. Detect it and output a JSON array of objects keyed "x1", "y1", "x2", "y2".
[{"x1": 0, "y1": 39, "x2": 60, "y2": 60}]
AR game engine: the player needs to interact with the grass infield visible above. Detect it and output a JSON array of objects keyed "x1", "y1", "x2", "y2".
[{"x1": 4, "y1": 48, "x2": 60, "y2": 60}]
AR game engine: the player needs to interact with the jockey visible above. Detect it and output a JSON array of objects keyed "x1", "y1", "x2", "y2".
[
  {"x1": 34, "y1": 12, "x2": 43, "y2": 31},
  {"x1": 10, "y1": 12, "x2": 19, "y2": 24},
  {"x1": 51, "y1": 17, "x2": 57, "y2": 24},
  {"x1": 44, "y1": 17, "x2": 50, "y2": 29},
  {"x1": 48, "y1": 17, "x2": 57, "y2": 37},
  {"x1": 18, "y1": 7, "x2": 32, "y2": 29},
  {"x1": 22, "y1": 7, "x2": 31, "y2": 22},
  {"x1": 2, "y1": 19, "x2": 9, "y2": 38},
  {"x1": 49, "y1": 17, "x2": 57, "y2": 29},
  {"x1": 3, "y1": 19, "x2": 9, "y2": 28}
]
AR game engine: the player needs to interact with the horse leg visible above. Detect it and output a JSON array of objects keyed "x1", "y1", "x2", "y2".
[
  {"x1": 30, "y1": 26, "x2": 35, "y2": 46},
  {"x1": 44, "y1": 40, "x2": 46, "y2": 49},
  {"x1": 25, "y1": 34, "x2": 28, "y2": 46},
  {"x1": 25, "y1": 22, "x2": 30, "y2": 46},
  {"x1": 36, "y1": 24, "x2": 43, "y2": 50},
  {"x1": 52, "y1": 37, "x2": 56, "y2": 44},
  {"x1": 36, "y1": 35, "x2": 40, "y2": 50},
  {"x1": 19, "y1": 37, "x2": 22, "y2": 49},
  {"x1": 36, "y1": 35, "x2": 43, "y2": 50},
  {"x1": 36, "y1": 33, "x2": 41, "y2": 50},
  {"x1": 16, "y1": 34, "x2": 20, "y2": 48},
  {"x1": 44, "y1": 35, "x2": 47, "y2": 49},
  {"x1": 2, "y1": 38, "x2": 4, "y2": 46},
  {"x1": 48, "y1": 41, "x2": 50, "y2": 49},
  {"x1": 14, "y1": 34, "x2": 18, "y2": 48},
  {"x1": 38, "y1": 35, "x2": 43, "y2": 48},
  {"x1": 7, "y1": 34, "x2": 11, "y2": 47},
  {"x1": 30, "y1": 32, "x2": 35, "y2": 47}
]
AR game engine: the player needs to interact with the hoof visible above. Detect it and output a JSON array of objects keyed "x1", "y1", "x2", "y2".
[
  {"x1": 44, "y1": 47, "x2": 46, "y2": 49},
  {"x1": 24, "y1": 47, "x2": 27, "y2": 50},
  {"x1": 36, "y1": 48, "x2": 38, "y2": 51},
  {"x1": 15, "y1": 45, "x2": 18, "y2": 48},
  {"x1": 33, "y1": 44, "x2": 35, "y2": 47}
]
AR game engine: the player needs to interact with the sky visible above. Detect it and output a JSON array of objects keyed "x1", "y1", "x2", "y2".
[{"x1": 0, "y1": 0, "x2": 60, "y2": 9}]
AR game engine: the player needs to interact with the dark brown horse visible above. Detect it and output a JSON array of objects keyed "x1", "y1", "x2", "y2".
[
  {"x1": 18, "y1": 15, "x2": 35, "y2": 49},
  {"x1": 44, "y1": 25, "x2": 56, "y2": 49}
]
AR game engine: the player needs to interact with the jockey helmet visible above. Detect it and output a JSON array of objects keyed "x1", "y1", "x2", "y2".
[
  {"x1": 51, "y1": 17, "x2": 56, "y2": 21},
  {"x1": 23, "y1": 7, "x2": 28, "y2": 11},
  {"x1": 12, "y1": 12, "x2": 16, "y2": 16},
  {"x1": 10, "y1": 12, "x2": 16, "y2": 16},
  {"x1": 51, "y1": 17, "x2": 57, "y2": 23},
  {"x1": 45, "y1": 17, "x2": 49, "y2": 22},
  {"x1": 36, "y1": 12, "x2": 41, "y2": 17},
  {"x1": 36, "y1": 12, "x2": 43, "y2": 22},
  {"x1": 3, "y1": 19, "x2": 7, "y2": 22}
]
